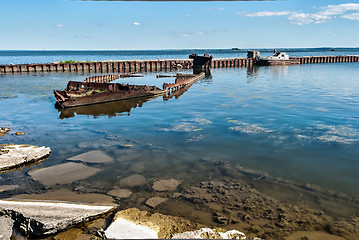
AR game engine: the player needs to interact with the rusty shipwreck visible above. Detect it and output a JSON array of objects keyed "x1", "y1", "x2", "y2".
[{"x1": 54, "y1": 72, "x2": 205, "y2": 108}]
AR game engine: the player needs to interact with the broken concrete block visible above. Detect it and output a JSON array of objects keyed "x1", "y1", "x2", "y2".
[
  {"x1": 0, "y1": 199, "x2": 115, "y2": 237},
  {"x1": 67, "y1": 150, "x2": 114, "y2": 164},
  {"x1": 29, "y1": 162, "x2": 102, "y2": 186},
  {"x1": 0, "y1": 144, "x2": 51, "y2": 171}
]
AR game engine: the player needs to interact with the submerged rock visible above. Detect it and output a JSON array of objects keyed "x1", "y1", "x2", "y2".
[
  {"x1": 107, "y1": 189, "x2": 132, "y2": 199},
  {"x1": 105, "y1": 208, "x2": 247, "y2": 239},
  {"x1": 67, "y1": 150, "x2": 114, "y2": 164},
  {"x1": 283, "y1": 231, "x2": 346, "y2": 240},
  {"x1": 0, "y1": 184, "x2": 19, "y2": 193},
  {"x1": 29, "y1": 162, "x2": 102, "y2": 186},
  {"x1": 12, "y1": 189, "x2": 115, "y2": 205},
  {"x1": 0, "y1": 199, "x2": 115, "y2": 237},
  {"x1": 0, "y1": 127, "x2": 10, "y2": 137},
  {"x1": 153, "y1": 179, "x2": 181, "y2": 192},
  {"x1": 15, "y1": 131, "x2": 26, "y2": 136},
  {"x1": 119, "y1": 174, "x2": 146, "y2": 187},
  {"x1": 172, "y1": 228, "x2": 246, "y2": 239},
  {"x1": 145, "y1": 197, "x2": 168, "y2": 208},
  {"x1": 0, "y1": 144, "x2": 51, "y2": 171}
]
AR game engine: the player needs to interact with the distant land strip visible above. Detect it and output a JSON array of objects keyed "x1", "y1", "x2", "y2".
[{"x1": 81, "y1": 0, "x2": 276, "y2": 1}]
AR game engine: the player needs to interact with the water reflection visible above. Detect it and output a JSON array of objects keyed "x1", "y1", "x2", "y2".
[
  {"x1": 271, "y1": 65, "x2": 289, "y2": 79},
  {"x1": 246, "y1": 65, "x2": 289, "y2": 82},
  {"x1": 246, "y1": 66, "x2": 260, "y2": 82},
  {"x1": 58, "y1": 96, "x2": 158, "y2": 119}
]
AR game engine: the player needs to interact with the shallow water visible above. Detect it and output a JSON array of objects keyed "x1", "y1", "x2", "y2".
[{"x1": 0, "y1": 62, "x2": 359, "y2": 220}]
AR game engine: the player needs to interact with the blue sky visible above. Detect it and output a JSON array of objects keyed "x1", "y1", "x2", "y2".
[{"x1": 1, "y1": 0, "x2": 359, "y2": 50}]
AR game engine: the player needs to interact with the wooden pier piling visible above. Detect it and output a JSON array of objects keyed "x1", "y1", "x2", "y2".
[{"x1": 1, "y1": 55, "x2": 358, "y2": 74}]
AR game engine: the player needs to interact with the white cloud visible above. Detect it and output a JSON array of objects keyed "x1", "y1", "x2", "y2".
[
  {"x1": 318, "y1": 3, "x2": 359, "y2": 16},
  {"x1": 341, "y1": 12, "x2": 359, "y2": 21},
  {"x1": 133, "y1": 22, "x2": 141, "y2": 26},
  {"x1": 245, "y1": 11, "x2": 292, "y2": 17},
  {"x1": 243, "y1": 3, "x2": 359, "y2": 25},
  {"x1": 288, "y1": 13, "x2": 331, "y2": 25},
  {"x1": 56, "y1": 24, "x2": 64, "y2": 28},
  {"x1": 207, "y1": 7, "x2": 223, "y2": 11},
  {"x1": 176, "y1": 31, "x2": 205, "y2": 37}
]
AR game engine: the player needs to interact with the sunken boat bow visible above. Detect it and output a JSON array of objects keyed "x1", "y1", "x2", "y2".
[
  {"x1": 54, "y1": 81, "x2": 164, "y2": 108},
  {"x1": 54, "y1": 72, "x2": 205, "y2": 109}
]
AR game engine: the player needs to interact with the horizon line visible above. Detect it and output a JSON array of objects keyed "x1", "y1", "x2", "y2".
[{"x1": 1, "y1": 47, "x2": 359, "y2": 51}]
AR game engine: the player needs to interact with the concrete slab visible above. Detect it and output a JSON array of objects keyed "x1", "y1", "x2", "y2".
[
  {"x1": 0, "y1": 144, "x2": 51, "y2": 171},
  {"x1": 67, "y1": 150, "x2": 114, "y2": 164},
  {"x1": 29, "y1": 162, "x2": 102, "y2": 186},
  {"x1": 0, "y1": 216, "x2": 14, "y2": 240},
  {"x1": 0, "y1": 199, "x2": 115, "y2": 237}
]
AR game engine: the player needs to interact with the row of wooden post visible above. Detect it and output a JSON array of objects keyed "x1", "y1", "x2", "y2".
[{"x1": 1, "y1": 56, "x2": 358, "y2": 74}]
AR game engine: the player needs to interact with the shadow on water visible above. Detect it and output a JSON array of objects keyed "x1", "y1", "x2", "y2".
[{"x1": 57, "y1": 95, "x2": 158, "y2": 119}]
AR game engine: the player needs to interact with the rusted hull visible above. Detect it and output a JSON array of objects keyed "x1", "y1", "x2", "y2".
[
  {"x1": 54, "y1": 73, "x2": 205, "y2": 109},
  {"x1": 54, "y1": 81, "x2": 164, "y2": 108},
  {"x1": 55, "y1": 89, "x2": 164, "y2": 108},
  {"x1": 162, "y1": 72, "x2": 205, "y2": 91},
  {"x1": 189, "y1": 54, "x2": 213, "y2": 69}
]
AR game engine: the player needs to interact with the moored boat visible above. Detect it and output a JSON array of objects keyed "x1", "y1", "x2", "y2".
[{"x1": 248, "y1": 50, "x2": 300, "y2": 66}]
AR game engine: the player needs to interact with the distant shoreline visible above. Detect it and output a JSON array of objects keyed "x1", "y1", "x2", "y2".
[{"x1": 1, "y1": 47, "x2": 359, "y2": 52}]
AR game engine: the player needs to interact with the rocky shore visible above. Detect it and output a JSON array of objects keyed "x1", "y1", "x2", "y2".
[{"x1": 0, "y1": 132, "x2": 358, "y2": 239}]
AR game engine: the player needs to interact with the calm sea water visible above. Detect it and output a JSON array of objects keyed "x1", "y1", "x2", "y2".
[
  {"x1": 1, "y1": 48, "x2": 359, "y2": 65},
  {"x1": 0, "y1": 49, "x2": 358, "y2": 218}
]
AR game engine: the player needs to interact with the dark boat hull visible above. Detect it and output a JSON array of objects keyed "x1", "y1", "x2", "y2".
[
  {"x1": 54, "y1": 81, "x2": 164, "y2": 108},
  {"x1": 54, "y1": 72, "x2": 205, "y2": 108},
  {"x1": 256, "y1": 58, "x2": 300, "y2": 66}
]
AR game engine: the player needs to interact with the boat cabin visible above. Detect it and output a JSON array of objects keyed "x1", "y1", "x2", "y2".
[{"x1": 268, "y1": 52, "x2": 290, "y2": 60}]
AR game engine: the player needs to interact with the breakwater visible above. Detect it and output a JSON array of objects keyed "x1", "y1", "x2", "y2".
[
  {"x1": 294, "y1": 55, "x2": 359, "y2": 64},
  {"x1": 0, "y1": 55, "x2": 358, "y2": 74}
]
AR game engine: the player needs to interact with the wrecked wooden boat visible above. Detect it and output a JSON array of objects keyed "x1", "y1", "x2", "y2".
[
  {"x1": 54, "y1": 72, "x2": 205, "y2": 109},
  {"x1": 54, "y1": 81, "x2": 164, "y2": 108}
]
